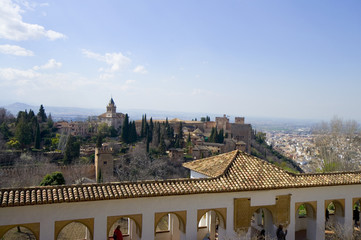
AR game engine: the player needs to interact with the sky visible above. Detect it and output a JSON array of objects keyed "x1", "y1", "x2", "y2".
[{"x1": 0, "y1": 0, "x2": 361, "y2": 121}]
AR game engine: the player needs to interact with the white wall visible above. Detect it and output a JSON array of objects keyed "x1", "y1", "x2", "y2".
[
  {"x1": 1, "y1": 184, "x2": 361, "y2": 240},
  {"x1": 190, "y1": 171, "x2": 209, "y2": 179}
]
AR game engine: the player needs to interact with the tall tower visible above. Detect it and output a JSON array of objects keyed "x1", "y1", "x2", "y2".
[
  {"x1": 95, "y1": 147, "x2": 114, "y2": 182},
  {"x1": 106, "y1": 98, "x2": 116, "y2": 117}
]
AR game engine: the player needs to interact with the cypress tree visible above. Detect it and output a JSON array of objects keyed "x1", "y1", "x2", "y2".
[
  {"x1": 34, "y1": 122, "x2": 41, "y2": 149},
  {"x1": 121, "y1": 114, "x2": 130, "y2": 143},
  {"x1": 141, "y1": 115, "x2": 145, "y2": 138},
  {"x1": 217, "y1": 129, "x2": 224, "y2": 143}
]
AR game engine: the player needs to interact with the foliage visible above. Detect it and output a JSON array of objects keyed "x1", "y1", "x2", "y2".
[
  {"x1": 208, "y1": 127, "x2": 225, "y2": 143},
  {"x1": 37, "y1": 104, "x2": 47, "y2": 123},
  {"x1": 63, "y1": 135, "x2": 80, "y2": 164},
  {"x1": 200, "y1": 116, "x2": 210, "y2": 122},
  {"x1": 40, "y1": 171, "x2": 65, "y2": 186},
  {"x1": 313, "y1": 116, "x2": 361, "y2": 172},
  {"x1": 115, "y1": 144, "x2": 187, "y2": 181},
  {"x1": 6, "y1": 138, "x2": 21, "y2": 149}
]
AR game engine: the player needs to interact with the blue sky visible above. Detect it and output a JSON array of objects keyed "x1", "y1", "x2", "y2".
[{"x1": 0, "y1": 0, "x2": 361, "y2": 121}]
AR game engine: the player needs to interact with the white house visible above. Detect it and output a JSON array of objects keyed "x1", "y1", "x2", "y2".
[{"x1": 1, "y1": 150, "x2": 361, "y2": 239}]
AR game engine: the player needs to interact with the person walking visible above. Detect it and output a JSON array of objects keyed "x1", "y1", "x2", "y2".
[
  {"x1": 276, "y1": 225, "x2": 287, "y2": 240},
  {"x1": 113, "y1": 225, "x2": 123, "y2": 240}
]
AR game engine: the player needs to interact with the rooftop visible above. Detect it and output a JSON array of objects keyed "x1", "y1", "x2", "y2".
[{"x1": 1, "y1": 150, "x2": 361, "y2": 208}]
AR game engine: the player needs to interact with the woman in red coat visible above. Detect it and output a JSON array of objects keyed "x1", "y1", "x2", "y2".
[{"x1": 113, "y1": 225, "x2": 123, "y2": 240}]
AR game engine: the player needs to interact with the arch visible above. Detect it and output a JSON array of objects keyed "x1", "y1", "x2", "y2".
[
  {"x1": 325, "y1": 199, "x2": 345, "y2": 217},
  {"x1": 352, "y1": 198, "x2": 361, "y2": 228},
  {"x1": 325, "y1": 199, "x2": 345, "y2": 239},
  {"x1": 107, "y1": 214, "x2": 142, "y2": 238},
  {"x1": 197, "y1": 208, "x2": 227, "y2": 229},
  {"x1": 55, "y1": 218, "x2": 93, "y2": 240},
  {"x1": 0, "y1": 223, "x2": 39, "y2": 240},
  {"x1": 252, "y1": 206, "x2": 277, "y2": 225},
  {"x1": 295, "y1": 202, "x2": 317, "y2": 220},
  {"x1": 154, "y1": 211, "x2": 186, "y2": 234},
  {"x1": 197, "y1": 209, "x2": 226, "y2": 240},
  {"x1": 295, "y1": 202, "x2": 317, "y2": 240},
  {"x1": 248, "y1": 207, "x2": 276, "y2": 239}
]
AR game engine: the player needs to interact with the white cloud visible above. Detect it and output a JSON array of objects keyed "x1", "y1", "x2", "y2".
[
  {"x1": 0, "y1": 0, "x2": 66, "y2": 41},
  {"x1": 0, "y1": 67, "x2": 40, "y2": 81},
  {"x1": 82, "y1": 49, "x2": 131, "y2": 73},
  {"x1": 0, "y1": 44, "x2": 34, "y2": 56},
  {"x1": 33, "y1": 59, "x2": 62, "y2": 70},
  {"x1": 133, "y1": 65, "x2": 147, "y2": 74}
]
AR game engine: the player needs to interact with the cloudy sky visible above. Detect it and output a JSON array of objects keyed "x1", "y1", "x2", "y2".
[{"x1": 0, "y1": 0, "x2": 361, "y2": 121}]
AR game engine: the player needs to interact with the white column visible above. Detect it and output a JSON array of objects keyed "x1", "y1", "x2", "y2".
[
  {"x1": 287, "y1": 200, "x2": 295, "y2": 240},
  {"x1": 94, "y1": 215, "x2": 107, "y2": 240},
  {"x1": 316, "y1": 200, "x2": 325, "y2": 240},
  {"x1": 185, "y1": 209, "x2": 197, "y2": 240},
  {"x1": 344, "y1": 197, "x2": 353, "y2": 239},
  {"x1": 142, "y1": 211, "x2": 154, "y2": 240},
  {"x1": 39, "y1": 218, "x2": 53, "y2": 240}
]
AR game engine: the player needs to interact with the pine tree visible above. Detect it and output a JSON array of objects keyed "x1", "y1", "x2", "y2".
[{"x1": 37, "y1": 105, "x2": 47, "y2": 122}]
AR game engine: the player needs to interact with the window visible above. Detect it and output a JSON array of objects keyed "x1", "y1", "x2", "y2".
[{"x1": 156, "y1": 214, "x2": 170, "y2": 232}]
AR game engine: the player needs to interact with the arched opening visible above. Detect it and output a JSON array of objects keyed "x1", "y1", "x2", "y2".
[
  {"x1": 352, "y1": 199, "x2": 361, "y2": 238},
  {"x1": 295, "y1": 203, "x2": 316, "y2": 240},
  {"x1": 155, "y1": 213, "x2": 185, "y2": 240},
  {"x1": 197, "y1": 210, "x2": 226, "y2": 240},
  {"x1": 325, "y1": 200, "x2": 345, "y2": 239},
  {"x1": 1, "y1": 226, "x2": 37, "y2": 240},
  {"x1": 108, "y1": 217, "x2": 140, "y2": 240},
  {"x1": 57, "y1": 221, "x2": 92, "y2": 240},
  {"x1": 248, "y1": 208, "x2": 276, "y2": 239}
]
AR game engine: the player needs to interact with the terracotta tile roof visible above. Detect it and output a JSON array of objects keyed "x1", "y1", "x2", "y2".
[
  {"x1": 182, "y1": 150, "x2": 238, "y2": 177},
  {"x1": 1, "y1": 150, "x2": 361, "y2": 208}
]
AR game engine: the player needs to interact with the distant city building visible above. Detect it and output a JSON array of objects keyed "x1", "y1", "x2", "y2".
[{"x1": 98, "y1": 98, "x2": 125, "y2": 129}]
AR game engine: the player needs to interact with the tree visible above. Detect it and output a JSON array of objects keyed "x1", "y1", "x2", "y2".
[
  {"x1": 0, "y1": 122, "x2": 11, "y2": 140},
  {"x1": 63, "y1": 135, "x2": 80, "y2": 164},
  {"x1": 34, "y1": 122, "x2": 41, "y2": 149},
  {"x1": 209, "y1": 127, "x2": 217, "y2": 143},
  {"x1": 0, "y1": 108, "x2": 14, "y2": 124},
  {"x1": 96, "y1": 135, "x2": 103, "y2": 148},
  {"x1": 313, "y1": 116, "x2": 361, "y2": 172},
  {"x1": 15, "y1": 111, "x2": 32, "y2": 149},
  {"x1": 98, "y1": 123, "x2": 110, "y2": 138},
  {"x1": 121, "y1": 114, "x2": 130, "y2": 143},
  {"x1": 37, "y1": 105, "x2": 47, "y2": 123},
  {"x1": 40, "y1": 172, "x2": 65, "y2": 186}
]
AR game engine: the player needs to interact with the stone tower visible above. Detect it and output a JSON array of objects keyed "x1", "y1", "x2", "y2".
[
  {"x1": 95, "y1": 147, "x2": 114, "y2": 182},
  {"x1": 106, "y1": 98, "x2": 117, "y2": 117}
]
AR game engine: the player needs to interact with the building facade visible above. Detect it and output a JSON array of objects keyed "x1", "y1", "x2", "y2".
[
  {"x1": 1, "y1": 150, "x2": 361, "y2": 239},
  {"x1": 98, "y1": 98, "x2": 125, "y2": 130}
]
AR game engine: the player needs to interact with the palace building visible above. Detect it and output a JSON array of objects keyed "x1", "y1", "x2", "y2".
[
  {"x1": 1, "y1": 150, "x2": 361, "y2": 239},
  {"x1": 98, "y1": 98, "x2": 125, "y2": 130}
]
